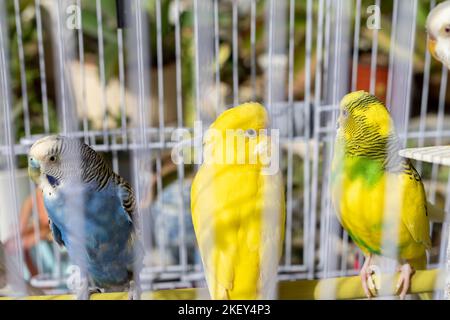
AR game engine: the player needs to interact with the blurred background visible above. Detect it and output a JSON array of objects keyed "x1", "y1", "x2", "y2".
[{"x1": 0, "y1": 0, "x2": 449, "y2": 297}]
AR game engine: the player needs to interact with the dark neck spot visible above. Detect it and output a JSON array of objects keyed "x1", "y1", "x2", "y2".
[{"x1": 46, "y1": 174, "x2": 60, "y2": 188}]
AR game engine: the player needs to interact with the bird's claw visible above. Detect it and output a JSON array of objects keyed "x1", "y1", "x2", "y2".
[
  {"x1": 360, "y1": 264, "x2": 380, "y2": 298},
  {"x1": 74, "y1": 276, "x2": 89, "y2": 300},
  {"x1": 76, "y1": 287, "x2": 101, "y2": 300},
  {"x1": 396, "y1": 263, "x2": 415, "y2": 300},
  {"x1": 73, "y1": 276, "x2": 102, "y2": 300},
  {"x1": 128, "y1": 280, "x2": 141, "y2": 300}
]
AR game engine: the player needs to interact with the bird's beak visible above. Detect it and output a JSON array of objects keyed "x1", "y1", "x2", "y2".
[
  {"x1": 28, "y1": 157, "x2": 41, "y2": 184},
  {"x1": 427, "y1": 35, "x2": 439, "y2": 61}
]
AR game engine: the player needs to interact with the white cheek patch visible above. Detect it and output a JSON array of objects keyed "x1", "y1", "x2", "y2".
[
  {"x1": 436, "y1": 38, "x2": 450, "y2": 68},
  {"x1": 39, "y1": 175, "x2": 59, "y2": 198}
]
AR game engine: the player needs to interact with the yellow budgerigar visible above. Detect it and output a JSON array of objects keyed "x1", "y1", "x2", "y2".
[
  {"x1": 191, "y1": 102, "x2": 285, "y2": 299},
  {"x1": 331, "y1": 91, "x2": 431, "y2": 299}
]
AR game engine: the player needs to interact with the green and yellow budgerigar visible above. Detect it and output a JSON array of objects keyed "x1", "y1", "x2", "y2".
[
  {"x1": 331, "y1": 91, "x2": 431, "y2": 299},
  {"x1": 191, "y1": 102, "x2": 285, "y2": 299}
]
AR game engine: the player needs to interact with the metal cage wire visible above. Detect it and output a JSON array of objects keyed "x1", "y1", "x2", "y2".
[{"x1": 0, "y1": 0, "x2": 449, "y2": 296}]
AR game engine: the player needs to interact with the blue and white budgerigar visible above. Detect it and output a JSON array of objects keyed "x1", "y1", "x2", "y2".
[{"x1": 28, "y1": 135, "x2": 143, "y2": 299}]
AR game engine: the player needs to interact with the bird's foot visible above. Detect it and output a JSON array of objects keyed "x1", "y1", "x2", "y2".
[
  {"x1": 128, "y1": 280, "x2": 142, "y2": 300},
  {"x1": 360, "y1": 255, "x2": 380, "y2": 299},
  {"x1": 396, "y1": 263, "x2": 415, "y2": 300},
  {"x1": 360, "y1": 264, "x2": 380, "y2": 298},
  {"x1": 67, "y1": 266, "x2": 97, "y2": 300},
  {"x1": 75, "y1": 285, "x2": 90, "y2": 300},
  {"x1": 73, "y1": 278, "x2": 102, "y2": 300},
  {"x1": 72, "y1": 275, "x2": 88, "y2": 300},
  {"x1": 75, "y1": 287, "x2": 101, "y2": 300}
]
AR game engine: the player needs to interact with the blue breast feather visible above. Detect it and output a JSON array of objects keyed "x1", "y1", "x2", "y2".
[{"x1": 44, "y1": 180, "x2": 141, "y2": 287}]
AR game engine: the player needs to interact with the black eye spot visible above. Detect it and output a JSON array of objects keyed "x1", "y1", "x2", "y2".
[
  {"x1": 49, "y1": 156, "x2": 56, "y2": 162},
  {"x1": 446, "y1": 26, "x2": 450, "y2": 33},
  {"x1": 342, "y1": 109, "x2": 349, "y2": 118},
  {"x1": 245, "y1": 129, "x2": 257, "y2": 138}
]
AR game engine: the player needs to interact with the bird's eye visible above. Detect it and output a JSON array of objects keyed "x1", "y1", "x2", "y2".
[
  {"x1": 245, "y1": 128, "x2": 257, "y2": 138},
  {"x1": 49, "y1": 156, "x2": 56, "y2": 162},
  {"x1": 342, "y1": 109, "x2": 349, "y2": 118},
  {"x1": 445, "y1": 25, "x2": 450, "y2": 34}
]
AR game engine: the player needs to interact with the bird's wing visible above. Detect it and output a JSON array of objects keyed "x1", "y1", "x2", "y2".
[
  {"x1": 400, "y1": 161, "x2": 432, "y2": 249},
  {"x1": 116, "y1": 177, "x2": 135, "y2": 224},
  {"x1": 191, "y1": 165, "x2": 285, "y2": 299},
  {"x1": 191, "y1": 165, "x2": 235, "y2": 297},
  {"x1": 116, "y1": 179, "x2": 142, "y2": 256},
  {"x1": 49, "y1": 219, "x2": 65, "y2": 246},
  {"x1": 258, "y1": 171, "x2": 286, "y2": 298}
]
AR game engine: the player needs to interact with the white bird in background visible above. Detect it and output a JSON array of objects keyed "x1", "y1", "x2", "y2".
[{"x1": 426, "y1": 0, "x2": 450, "y2": 69}]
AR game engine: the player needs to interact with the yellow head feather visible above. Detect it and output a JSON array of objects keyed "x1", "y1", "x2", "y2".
[
  {"x1": 204, "y1": 102, "x2": 270, "y2": 166},
  {"x1": 210, "y1": 102, "x2": 268, "y2": 132},
  {"x1": 338, "y1": 90, "x2": 393, "y2": 141}
]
